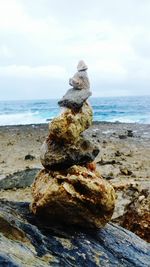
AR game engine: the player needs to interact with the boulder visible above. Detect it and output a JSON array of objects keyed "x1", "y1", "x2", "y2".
[
  {"x1": 48, "y1": 102, "x2": 92, "y2": 143},
  {"x1": 120, "y1": 189, "x2": 150, "y2": 242},
  {"x1": 40, "y1": 137, "x2": 99, "y2": 170},
  {"x1": 58, "y1": 88, "x2": 92, "y2": 110},
  {"x1": 0, "y1": 200, "x2": 149, "y2": 267},
  {"x1": 31, "y1": 166, "x2": 115, "y2": 228}
]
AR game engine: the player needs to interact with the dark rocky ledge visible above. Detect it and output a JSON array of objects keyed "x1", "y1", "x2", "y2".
[{"x1": 0, "y1": 200, "x2": 149, "y2": 267}]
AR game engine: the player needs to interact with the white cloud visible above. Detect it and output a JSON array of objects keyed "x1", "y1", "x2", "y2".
[
  {"x1": 0, "y1": 45, "x2": 14, "y2": 58},
  {"x1": 0, "y1": 0, "x2": 150, "y2": 99},
  {"x1": 0, "y1": 65, "x2": 67, "y2": 79}
]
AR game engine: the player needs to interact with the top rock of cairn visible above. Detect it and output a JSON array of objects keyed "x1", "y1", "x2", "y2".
[
  {"x1": 58, "y1": 60, "x2": 92, "y2": 110},
  {"x1": 31, "y1": 61, "x2": 115, "y2": 229}
]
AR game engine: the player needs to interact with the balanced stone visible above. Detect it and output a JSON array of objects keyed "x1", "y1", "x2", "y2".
[
  {"x1": 31, "y1": 165, "x2": 115, "y2": 228},
  {"x1": 58, "y1": 88, "x2": 92, "y2": 110},
  {"x1": 40, "y1": 136, "x2": 99, "y2": 170},
  {"x1": 69, "y1": 60, "x2": 90, "y2": 90},
  {"x1": 58, "y1": 60, "x2": 91, "y2": 110},
  {"x1": 49, "y1": 102, "x2": 92, "y2": 144}
]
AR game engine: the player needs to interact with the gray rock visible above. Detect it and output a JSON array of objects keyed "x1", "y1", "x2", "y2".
[
  {"x1": 0, "y1": 200, "x2": 149, "y2": 267},
  {"x1": 24, "y1": 154, "x2": 35, "y2": 160},
  {"x1": 69, "y1": 71, "x2": 90, "y2": 90},
  {"x1": 40, "y1": 137, "x2": 99, "y2": 170},
  {"x1": 69, "y1": 60, "x2": 90, "y2": 90},
  {"x1": 0, "y1": 168, "x2": 40, "y2": 190},
  {"x1": 77, "y1": 60, "x2": 88, "y2": 71},
  {"x1": 58, "y1": 88, "x2": 92, "y2": 110}
]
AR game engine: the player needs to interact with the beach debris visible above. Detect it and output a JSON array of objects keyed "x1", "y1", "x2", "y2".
[
  {"x1": 58, "y1": 60, "x2": 91, "y2": 110},
  {"x1": 31, "y1": 61, "x2": 115, "y2": 228}
]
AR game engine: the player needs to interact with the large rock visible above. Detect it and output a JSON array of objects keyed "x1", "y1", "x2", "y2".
[
  {"x1": 31, "y1": 166, "x2": 115, "y2": 228},
  {"x1": 40, "y1": 137, "x2": 99, "y2": 170},
  {"x1": 120, "y1": 190, "x2": 150, "y2": 242},
  {"x1": 48, "y1": 102, "x2": 92, "y2": 143},
  {"x1": 0, "y1": 200, "x2": 150, "y2": 267},
  {"x1": 58, "y1": 88, "x2": 92, "y2": 110}
]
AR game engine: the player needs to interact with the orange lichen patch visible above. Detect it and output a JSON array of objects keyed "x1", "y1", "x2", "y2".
[{"x1": 86, "y1": 162, "x2": 96, "y2": 171}]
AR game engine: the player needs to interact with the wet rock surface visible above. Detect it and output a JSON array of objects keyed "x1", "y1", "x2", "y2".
[{"x1": 0, "y1": 199, "x2": 150, "y2": 267}]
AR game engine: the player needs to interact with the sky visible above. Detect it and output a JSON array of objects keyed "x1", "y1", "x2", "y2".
[{"x1": 0, "y1": 0, "x2": 150, "y2": 100}]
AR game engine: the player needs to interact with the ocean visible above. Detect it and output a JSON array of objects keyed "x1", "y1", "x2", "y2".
[{"x1": 0, "y1": 96, "x2": 150, "y2": 126}]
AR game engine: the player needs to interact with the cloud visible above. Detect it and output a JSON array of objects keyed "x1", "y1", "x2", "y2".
[
  {"x1": 0, "y1": 0, "x2": 150, "y2": 99},
  {"x1": 0, "y1": 65, "x2": 67, "y2": 79}
]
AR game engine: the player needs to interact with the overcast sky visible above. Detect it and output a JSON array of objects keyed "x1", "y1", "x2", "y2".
[{"x1": 0, "y1": 0, "x2": 150, "y2": 100}]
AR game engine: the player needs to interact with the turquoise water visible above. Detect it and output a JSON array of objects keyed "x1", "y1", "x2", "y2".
[{"x1": 0, "y1": 96, "x2": 150, "y2": 126}]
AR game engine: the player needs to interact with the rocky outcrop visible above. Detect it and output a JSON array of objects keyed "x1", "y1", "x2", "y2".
[
  {"x1": 0, "y1": 200, "x2": 150, "y2": 267},
  {"x1": 31, "y1": 60, "x2": 115, "y2": 228}
]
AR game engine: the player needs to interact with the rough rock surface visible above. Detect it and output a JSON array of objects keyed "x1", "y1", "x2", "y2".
[
  {"x1": 58, "y1": 60, "x2": 91, "y2": 110},
  {"x1": 119, "y1": 189, "x2": 150, "y2": 242},
  {"x1": 58, "y1": 88, "x2": 92, "y2": 110},
  {"x1": 0, "y1": 168, "x2": 39, "y2": 190},
  {"x1": 48, "y1": 102, "x2": 92, "y2": 144},
  {"x1": 0, "y1": 200, "x2": 150, "y2": 267},
  {"x1": 31, "y1": 166, "x2": 115, "y2": 228},
  {"x1": 68, "y1": 60, "x2": 90, "y2": 90},
  {"x1": 40, "y1": 137, "x2": 99, "y2": 170}
]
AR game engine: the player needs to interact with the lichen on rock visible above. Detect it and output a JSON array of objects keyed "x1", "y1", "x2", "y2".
[{"x1": 48, "y1": 102, "x2": 93, "y2": 144}]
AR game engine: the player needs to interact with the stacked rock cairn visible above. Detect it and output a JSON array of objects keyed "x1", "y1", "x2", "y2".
[{"x1": 31, "y1": 60, "x2": 115, "y2": 228}]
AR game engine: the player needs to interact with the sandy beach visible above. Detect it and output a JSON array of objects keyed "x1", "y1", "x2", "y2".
[{"x1": 0, "y1": 122, "x2": 150, "y2": 241}]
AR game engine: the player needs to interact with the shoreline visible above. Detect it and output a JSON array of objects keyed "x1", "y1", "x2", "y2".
[{"x1": 0, "y1": 120, "x2": 150, "y2": 126}]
